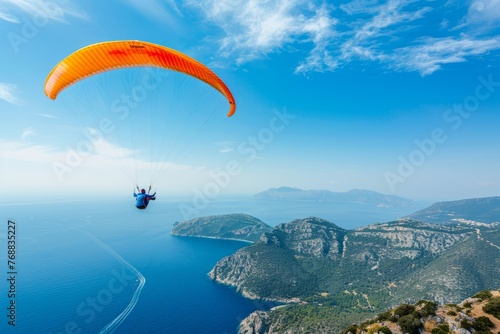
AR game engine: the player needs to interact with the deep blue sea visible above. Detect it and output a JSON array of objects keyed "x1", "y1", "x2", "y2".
[{"x1": 0, "y1": 196, "x2": 428, "y2": 333}]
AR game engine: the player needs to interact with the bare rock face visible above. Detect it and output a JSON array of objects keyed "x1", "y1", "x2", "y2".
[
  {"x1": 348, "y1": 220, "x2": 473, "y2": 263},
  {"x1": 209, "y1": 217, "x2": 346, "y2": 301},
  {"x1": 260, "y1": 217, "x2": 346, "y2": 259},
  {"x1": 238, "y1": 311, "x2": 271, "y2": 334},
  {"x1": 208, "y1": 250, "x2": 265, "y2": 300}
]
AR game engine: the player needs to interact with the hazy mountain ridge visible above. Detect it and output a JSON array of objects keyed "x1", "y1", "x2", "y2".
[
  {"x1": 255, "y1": 187, "x2": 413, "y2": 207},
  {"x1": 404, "y1": 196, "x2": 500, "y2": 225},
  {"x1": 171, "y1": 213, "x2": 272, "y2": 242}
]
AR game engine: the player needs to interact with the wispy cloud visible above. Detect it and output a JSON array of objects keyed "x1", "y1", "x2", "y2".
[
  {"x1": 188, "y1": 0, "x2": 338, "y2": 66},
  {"x1": 1, "y1": 138, "x2": 194, "y2": 172},
  {"x1": 294, "y1": 4, "x2": 339, "y2": 73},
  {"x1": 121, "y1": 0, "x2": 499, "y2": 75},
  {"x1": 21, "y1": 127, "x2": 35, "y2": 141},
  {"x1": 0, "y1": 82, "x2": 20, "y2": 104},
  {"x1": 339, "y1": 0, "x2": 379, "y2": 15},
  {"x1": 186, "y1": 0, "x2": 500, "y2": 75},
  {"x1": 34, "y1": 113, "x2": 57, "y2": 119},
  {"x1": 351, "y1": 0, "x2": 431, "y2": 42},
  {"x1": 0, "y1": 0, "x2": 87, "y2": 23},
  {"x1": 1, "y1": 140, "x2": 60, "y2": 163},
  {"x1": 216, "y1": 141, "x2": 236, "y2": 153},
  {"x1": 124, "y1": 0, "x2": 183, "y2": 23},
  {"x1": 334, "y1": 0, "x2": 500, "y2": 75},
  {"x1": 465, "y1": 0, "x2": 500, "y2": 31},
  {"x1": 92, "y1": 138, "x2": 134, "y2": 159},
  {"x1": 0, "y1": 10, "x2": 19, "y2": 23},
  {"x1": 331, "y1": 0, "x2": 433, "y2": 71},
  {"x1": 389, "y1": 35, "x2": 500, "y2": 75}
]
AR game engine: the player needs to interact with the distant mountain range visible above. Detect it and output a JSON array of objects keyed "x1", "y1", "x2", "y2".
[
  {"x1": 255, "y1": 187, "x2": 413, "y2": 208},
  {"x1": 404, "y1": 196, "x2": 500, "y2": 224}
]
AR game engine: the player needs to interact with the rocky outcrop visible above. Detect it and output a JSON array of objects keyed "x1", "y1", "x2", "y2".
[
  {"x1": 339, "y1": 290, "x2": 500, "y2": 334},
  {"x1": 260, "y1": 217, "x2": 345, "y2": 259},
  {"x1": 238, "y1": 311, "x2": 271, "y2": 334},
  {"x1": 347, "y1": 220, "x2": 473, "y2": 262}
]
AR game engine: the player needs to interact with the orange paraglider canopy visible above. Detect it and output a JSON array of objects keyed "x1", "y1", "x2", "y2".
[{"x1": 44, "y1": 40, "x2": 236, "y2": 117}]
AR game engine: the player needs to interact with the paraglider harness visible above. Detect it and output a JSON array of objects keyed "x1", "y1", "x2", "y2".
[{"x1": 134, "y1": 186, "x2": 156, "y2": 210}]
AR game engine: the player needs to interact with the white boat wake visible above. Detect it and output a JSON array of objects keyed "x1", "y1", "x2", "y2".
[
  {"x1": 82, "y1": 231, "x2": 146, "y2": 334},
  {"x1": 42, "y1": 222, "x2": 146, "y2": 333}
]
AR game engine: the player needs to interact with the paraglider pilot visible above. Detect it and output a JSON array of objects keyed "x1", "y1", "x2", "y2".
[{"x1": 134, "y1": 186, "x2": 156, "y2": 210}]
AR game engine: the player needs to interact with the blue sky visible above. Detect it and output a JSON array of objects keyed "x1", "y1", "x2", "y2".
[{"x1": 0, "y1": 0, "x2": 499, "y2": 201}]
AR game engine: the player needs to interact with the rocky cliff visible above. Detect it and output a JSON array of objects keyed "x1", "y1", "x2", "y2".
[
  {"x1": 209, "y1": 216, "x2": 499, "y2": 333},
  {"x1": 209, "y1": 217, "x2": 488, "y2": 303}
]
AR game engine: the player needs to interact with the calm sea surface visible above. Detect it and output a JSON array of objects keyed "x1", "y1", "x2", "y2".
[{"x1": 0, "y1": 196, "x2": 427, "y2": 333}]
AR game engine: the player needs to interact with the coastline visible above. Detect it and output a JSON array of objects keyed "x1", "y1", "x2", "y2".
[{"x1": 170, "y1": 233, "x2": 255, "y2": 244}]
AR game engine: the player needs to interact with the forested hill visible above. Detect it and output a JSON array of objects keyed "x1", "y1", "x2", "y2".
[
  {"x1": 171, "y1": 213, "x2": 272, "y2": 242},
  {"x1": 254, "y1": 187, "x2": 413, "y2": 207},
  {"x1": 404, "y1": 196, "x2": 500, "y2": 225}
]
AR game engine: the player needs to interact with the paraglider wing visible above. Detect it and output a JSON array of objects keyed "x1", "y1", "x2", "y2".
[{"x1": 44, "y1": 40, "x2": 236, "y2": 116}]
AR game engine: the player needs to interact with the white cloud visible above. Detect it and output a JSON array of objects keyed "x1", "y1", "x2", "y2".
[
  {"x1": 466, "y1": 0, "x2": 500, "y2": 28},
  {"x1": 337, "y1": 0, "x2": 431, "y2": 65},
  {"x1": 189, "y1": 0, "x2": 338, "y2": 65},
  {"x1": 294, "y1": 5, "x2": 339, "y2": 73},
  {"x1": 340, "y1": 0, "x2": 379, "y2": 15},
  {"x1": 389, "y1": 35, "x2": 500, "y2": 75},
  {"x1": 124, "y1": 0, "x2": 182, "y2": 22},
  {"x1": 1, "y1": 138, "x2": 196, "y2": 173},
  {"x1": 0, "y1": 0, "x2": 87, "y2": 23},
  {"x1": 127, "y1": 0, "x2": 500, "y2": 76},
  {"x1": 34, "y1": 113, "x2": 57, "y2": 119},
  {"x1": 1, "y1": 140, "x2": 61, "y2": 163},
  {"x1": 216, "y1": 141, "x2": 236, "y2": 153},
  {"x1": 21, "y1": 127, "x2": 35, "y2": 141},
  {"x1": 219, "y1": 146, "x2": 233, "y2": 153},
  {"x1": 0, "y1": 139, "x2": 207, "y2": 194},
  {"x1": 92, "y1": 138, "x2": 134, "y2": 159},
  {"x1": 352, "y1": 1, "x2": 431, "y2": 42},
  {"x1": 0, "y1": 10, "x2": 19, "y2": 23},
  {"x1": 0, "y1": 82, "x2": 20, "y2": 104}
]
